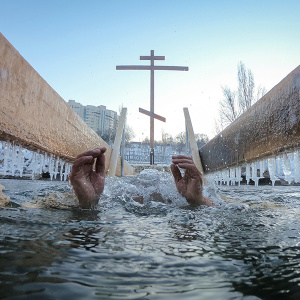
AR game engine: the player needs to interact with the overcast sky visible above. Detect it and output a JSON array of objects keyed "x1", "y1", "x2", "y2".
[{"x1": 1, "y1": 0, "x2": 299, "y2": 141}]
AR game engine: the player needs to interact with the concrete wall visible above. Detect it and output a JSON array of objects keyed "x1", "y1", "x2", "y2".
[
  {"x1": 0, "y1": 33, "x2": 134, "y2": 176},
  {"x1": 200, "y1": 65, "x2": 300, "y2": 173}
]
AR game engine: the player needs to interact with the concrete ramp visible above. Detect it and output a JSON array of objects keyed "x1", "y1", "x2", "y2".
[{"x1": 0, "y1": 33, "x2": 134, "y2": 176}]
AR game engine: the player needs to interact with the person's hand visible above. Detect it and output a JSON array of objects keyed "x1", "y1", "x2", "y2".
[
  {"x1": 171, "y1": 155, "x2": 212, "y2": 206},
  {"x1": 69, "y1": 147, "x2": 107, "y2": 208}
]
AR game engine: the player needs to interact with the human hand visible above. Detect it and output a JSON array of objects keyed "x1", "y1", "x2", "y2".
[
  {"x1": 171, "y1": 155, "x2": 212, "y2": 206},
  {"x1": 69, "y1": 147, "x2": 107, "y2": 208}
]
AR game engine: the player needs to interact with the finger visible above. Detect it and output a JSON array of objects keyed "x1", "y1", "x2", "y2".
[
  {"x1": 172, "y1": 158, "x2": 194, "y2": 166},
  {"x1": 71, "y1": 156, "x2": 94, "y2": 173},
  {"x1": 76, "y1": 148, "x2": 102, "y2": 159},
  {"x1": 177, "y1": 162, "x2": 202, "y2": 179},
  {"x1": 172, "y1": 155, "x2": 193, "y2": 160},
  {"x1": 172, "y1": 155, "x2": 193, "y2": 162},
  {"x1": 170, "y1": 163, "x2": 183, "y2": 183},
  {"x1": 95, "y1": 150, "x2": 106, "y2": 175},
  {"x1": 176, "y1": 161, "x2": 197, "y2": 169},
  {"x1": 99, "y1": 146, "x2": 107, "y2": 153}
]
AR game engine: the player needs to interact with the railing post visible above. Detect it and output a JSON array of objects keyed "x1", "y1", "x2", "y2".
[
  {"x1": 121, "y1": 127, "x2": 125, "y2": 177},
  {"x1": 108, "y1": 108, "x2": 127, "y2": 177},
  {"x1": 183, "y1": 107, "x2": 206, "y2": 185}
]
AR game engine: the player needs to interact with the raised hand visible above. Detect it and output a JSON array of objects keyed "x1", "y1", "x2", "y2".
[
  {"x1": 69, "y1": 147, "x2": 107, "y2": 208},
  {"x1": 171, "y1": 155, "x2": 212, "y2": 206}
]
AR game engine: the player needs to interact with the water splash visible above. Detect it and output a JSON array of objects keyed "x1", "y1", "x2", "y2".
[
  {"x1": 104, "y1": 168, "x2": 185, "y2": 206},
  {"x1": 0, "y1": 140, "x2": 72, "y2": 181}
]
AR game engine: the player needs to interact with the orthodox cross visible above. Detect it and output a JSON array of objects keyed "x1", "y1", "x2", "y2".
[{"x1": 116, "y1": 50, "x2": 188, "y2": 164}]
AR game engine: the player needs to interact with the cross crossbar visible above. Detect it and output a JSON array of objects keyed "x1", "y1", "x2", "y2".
[
  {"x1": 116, "y1": 65, "x2": 188, "y2": 71},
  {"x1": 140, "y1": 55, "x2": 165, "y2": 60},
  {"x1": 139, "y1": 107, "x2": 166, "y2": 122}
]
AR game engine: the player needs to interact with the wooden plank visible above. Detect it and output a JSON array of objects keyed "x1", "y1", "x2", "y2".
[
  {"x1": 0, "y1": 33, "x2": 135, "y2": 176},
  {"x1": 150, "y1": 55, "x2": 155, "y2": 151},
  {"x1": 108, "y1": 108, "x2": 127, "y2": 177},
  {"x1": 140, "y1": 55, "x2": 165, "y2": 60},
  {"x1": 199, "y1": 65, "x2": 300, "y2": 173},
  {"x1": 116, "y1": 65, "x2": 151, "y2": 70},
  {"x1": 183, "y1": 107, "x2": 206, "y2": 184},
  {"x1": 116, "y1": 65, "x2": 189, "y2": 71},
  {"x1": 139, "y1": 108, "x2": 166, "y2": 122},
  {"x1": 153, "y1": 66, "x2": 189, "y2": 71}
]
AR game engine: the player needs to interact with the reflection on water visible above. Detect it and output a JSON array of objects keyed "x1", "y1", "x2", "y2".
[{"x1": 0, "y1": 172, "x2": 299, "y2": 300}]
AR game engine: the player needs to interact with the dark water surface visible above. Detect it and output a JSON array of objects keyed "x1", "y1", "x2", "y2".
[{"x1": 0, "y1": 174, "x2": 299, "y2": 300}]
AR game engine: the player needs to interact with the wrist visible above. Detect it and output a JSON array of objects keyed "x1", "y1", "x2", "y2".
[
  {"x1": 186, "y1": 194, "x2": 213, "y2": 207},
  {"x1": 77, "y1": 193, "x2": 100, "y2": 209}
]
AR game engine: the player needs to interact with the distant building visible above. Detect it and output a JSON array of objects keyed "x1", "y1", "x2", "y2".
[
  {"x1": 68, "y1": 100, "x2": 84, "y2": 117},
  {"x1": 102, "y1": 109, "x2": 118, "y2": 137},
  {"x1": 68, "y1": 100, "x2": 118, "y2": 137}
]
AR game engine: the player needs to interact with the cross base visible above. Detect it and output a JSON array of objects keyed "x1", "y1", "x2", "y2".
[{"x1": 150, "y1": 148, "x2": 155, "y2": 165}]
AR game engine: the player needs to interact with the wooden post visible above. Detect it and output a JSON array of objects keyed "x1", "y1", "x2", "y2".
[
  {"x1": 150, "y1": 50, "x2": 155, "y2": 164},
  {"x1": 183, "y1": 107, "x2": 206, "y2": 185},
  {"x1": 121, "y1": 127, "x2": 125, "y2": 176},
  {"x1": 185, "y1": 125, "x2": 190, "y2": 155},
  {"x1": 108, "y1": 108, "x2": 127, "y2": 177}
]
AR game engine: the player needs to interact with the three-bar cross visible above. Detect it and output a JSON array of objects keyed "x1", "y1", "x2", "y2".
[{"x1": 116, "y1": 50, "x2": 188, "y2": 164}]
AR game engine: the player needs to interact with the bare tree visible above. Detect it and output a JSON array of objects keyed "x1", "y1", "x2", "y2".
[
  {"x1": 194, "y1": 133, "x2": 209, "y2": 148},
  {"x1": 161, "y1": 131, "x2": 173, "y2": 145},
  {"x1": 219, "y1": 86, "x2": 238, "y2": 127},
  {"x1": 142, "y1": 137, "x2": 150, "y2": 144},
  {"x1": 238, "y1": 61, "x2": 255, "y2": 113},
  {"x1": 124, "y1": 125, "x2": 135, "y2": 146},
  {"x1": 214, "y1": 118, "x2": 222, "y2": 135},
  {"x1": 175, "y1": 132, "x2": 186, "y2": 153},
  {"x1": 100, "y1": 129, "x2": 115, "y2": 145},
  {"x1": 256, "y1": 85, "x2": 267, "y2": 101},
  {"x1": 217, "y1": 61, "x2": 267, "y2": 131}
]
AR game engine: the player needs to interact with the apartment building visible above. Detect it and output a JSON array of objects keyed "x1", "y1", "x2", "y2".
[{"x1": 68, "y1": 100, "x2": 118, "y2": 136}]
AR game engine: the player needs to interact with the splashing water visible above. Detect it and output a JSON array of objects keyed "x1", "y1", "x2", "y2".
[{"x1": 0, "y1": 164, "x2": 300, "y2": 299}]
